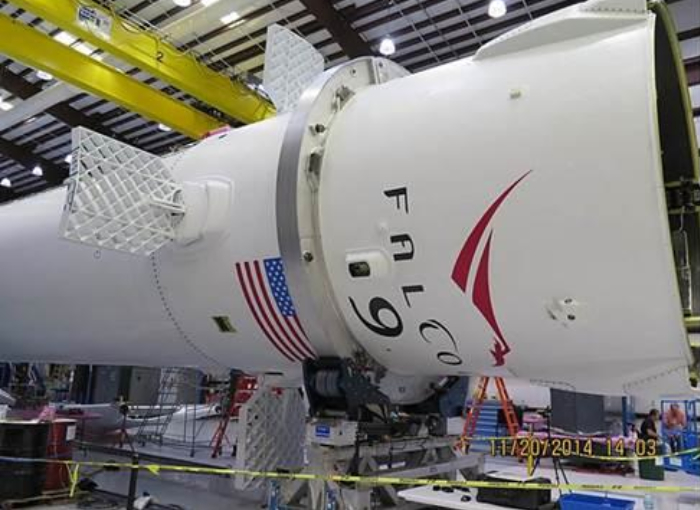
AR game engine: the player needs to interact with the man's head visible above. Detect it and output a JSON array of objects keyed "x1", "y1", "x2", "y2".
[
  {"x1": 649, "y1": 408, "x2": 660, "y2": 419},
  {"x1": 670, "y1": 403, "x2": 680, "y2": 412}
]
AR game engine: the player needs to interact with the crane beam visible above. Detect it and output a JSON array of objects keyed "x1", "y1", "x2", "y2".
[
  {"x1": 10, "y1": 0, "x2": 275, "y2": 124},
  {"x1": 0, "y1": 14, "x2": 222, "y2": 140}
]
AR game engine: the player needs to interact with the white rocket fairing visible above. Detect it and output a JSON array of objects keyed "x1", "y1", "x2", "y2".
[{"x1": 0, "y1": 0, "x2": 698, "y2": 398}]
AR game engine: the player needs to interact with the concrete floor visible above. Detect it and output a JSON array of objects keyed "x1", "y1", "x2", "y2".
[
  {"x1": 27, "y1": 417, "x2": 700, "y2": 510},
  {"x1": 29, "y1": 455, "x2": 700, "y2": 510},
  {"x1": 484, "y1": 457, "x2": 700, "y2": 509}
]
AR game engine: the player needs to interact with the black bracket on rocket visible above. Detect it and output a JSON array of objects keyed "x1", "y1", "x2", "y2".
[{"x1": 302, "y1": 357, "x2": 390, "y2": 420}]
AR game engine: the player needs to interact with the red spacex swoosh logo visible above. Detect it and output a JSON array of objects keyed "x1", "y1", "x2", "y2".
[{"x1": 451, "y1": 171, "x2": 532, "y2": 366}]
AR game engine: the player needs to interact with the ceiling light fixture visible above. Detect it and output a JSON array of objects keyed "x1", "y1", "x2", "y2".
[
  {"x1": 0, "y1": 178, "x2": 11, "y2": 188},
  {"x1": 379, "y1": 37, "x2": 396, "y2": 56},
  {"x1": 32, "y1": 166, "x2": 44, "y2": 176},
  {"x1": 54, "y1": 31, "x2": 77, "y2": 46},
  {"x1": 158, "y1": 123, "x2": 172, "y2": 132},
  {"x1": 488, "y1": 0, "x2": 507, "y2": 18},
  {"x1": 37, "y1": 70, "x2": 54, "y2": 81},
  {"x1": 64, "y1": 154, "x2": 73, "y2": 164},
  {"x1": 220, "y1": 10, "x2": 240, "y2": 25},
  {"x1": 73, "y1": 42, "x2": 94, "y2": 56},
  {"x1": 173, "y1": 0, "x2": 192, "y2": 6},
  {"x1": 0, "y1": 100, "x2": 13, "y2": 111},
  {"x1": 201, "y1": 0, "x2": 220, "y2": 5}
]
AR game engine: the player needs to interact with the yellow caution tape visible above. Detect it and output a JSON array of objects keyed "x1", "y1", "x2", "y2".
[
  {"x1": 68, "y1": 464, "x2": 81, "y2": 498},
  {"x1": 2, "y1": 456, "x2": 699, "y2": 494}
]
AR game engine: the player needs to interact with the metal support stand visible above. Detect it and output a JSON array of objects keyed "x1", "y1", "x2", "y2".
[{"x1": 282, "y1": 430, "x2": 483, "y2": 510}]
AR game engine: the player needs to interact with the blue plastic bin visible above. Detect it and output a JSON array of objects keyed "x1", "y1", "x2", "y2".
[{"x1": 559, "y1": 493, "x2": 635, "y2": 510}]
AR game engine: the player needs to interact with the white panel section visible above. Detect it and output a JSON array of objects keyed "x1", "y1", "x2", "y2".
[
  {"x1": 0, "y1": 84, "x2": 78, "y2": 131},
  {"x1": 180, "y1": 5, "x2": 310, "y2": 67},
  {"x1": 4, "y1": 115, "x2": 56, "y2": 142},
  {"x1": 59, "y1": 127, "x2": 183, "y2": 256},
  {"x1": 680, "y1": 38, "x2": 700, "y2": 60},
  {"x1": 161, "y1": 0, "x2": 276, "y2": 42},
  {"x1": 303, "y1": 27, "x2": 333, "y2": 47},
  {"x1": 199, "y1": 12, "x2": 318, "y2": 74},
  {"x1": 34, "y1": 132, "x2": 72, "y2": 154},
  {"x1": 263, "y1": 24, "x2": 324, "y2": 113},
  {"x1": 689, "y1": 84, "x2": 700, "y2": 108},
  {"x1": 668, "y1": 0, "x2": 700, "y2": 33}
]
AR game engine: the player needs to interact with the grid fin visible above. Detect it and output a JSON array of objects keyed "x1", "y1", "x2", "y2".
[{"x1": 59, "y1": 127, "x2": 183, "y2": 256}]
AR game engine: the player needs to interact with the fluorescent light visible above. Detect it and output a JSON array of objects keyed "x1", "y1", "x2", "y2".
[
  {"x1": 220, "y1": 10, "x2": 240, "y2": 25},
  {"x1": 0, "y1": 100, "x2": 13, "y2": 111},
  {"x1": 74, "y1": 42, "x2": 93, "y2": 56},
  {"x1": 32, "y1": 165, "x2": 43, "y2": 176},
  {"x1": 37, "y1": 70, "x2": 53, "y2": 81},
  {"x1": 0, "y1": 178, "x2": 11, "y2": 188},
  {"x1": 201, "y1": 0, "x2": 219, "y2": 5},
  {"x1": 54, "y1": 31, "x2": 77, "y2": 46},
  {"x1": 488, "y1": 0, "x2": 507, "y2": 18},
  {"x1": 173, "y1": 0, "x2": 192, "y2": 6},
  {"x1": 158, "y1": 123, "x2": 172, "y2": 132},
  {"x1": 64, "y1": 154, "x2": 73, "y2": 164},
  {"x1": 379, "y1": 37, "x2": 396, "y2": 56}
]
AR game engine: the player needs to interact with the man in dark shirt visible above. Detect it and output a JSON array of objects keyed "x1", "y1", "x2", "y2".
[{"x1": 640, "y1": 409, "x2": 660, "y2": 440}]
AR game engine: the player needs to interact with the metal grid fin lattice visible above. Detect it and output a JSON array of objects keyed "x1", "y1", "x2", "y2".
[
  {"x1": 59, "y1": 127, "x2": 183, "y2": 256},
  {"x1": 263, "y1": 23, "x2": 325, "y2": 114},
  {"x1": 236, "y1": 384, "x2": 306, "y2": 490}
]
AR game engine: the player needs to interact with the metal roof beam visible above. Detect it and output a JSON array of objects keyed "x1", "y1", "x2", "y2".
[
  {"x1": 0, "y1": 137, "x2": 65, "y2": 186},
  {"x1": 0, "y1": 13, "x2": 222, "y2": 139},
  {"x1": 10, "y1": 0, "x2": 274, "y2": 124},
  {"x1": 687, "y1": 57, "x2": 700, "y2": 86},
  {"x1": 0, "y1": 64, "x2": 152, "y2": 142},
  {"x1": 296, "y1": 0, "x2": 373, "y2": 58}
]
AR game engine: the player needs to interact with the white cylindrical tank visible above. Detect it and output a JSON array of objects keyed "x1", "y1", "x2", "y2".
[
  {"x1": 0, "y1": 0, "x2": 697, "y2": 397},
  {"x1": 0, "y1": 115, "x2": 295, "y2": 370}
]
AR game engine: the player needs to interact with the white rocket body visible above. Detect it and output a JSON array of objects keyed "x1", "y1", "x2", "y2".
[{"x1": 0, "y1": 0, "x2": 697, "y2": 397}]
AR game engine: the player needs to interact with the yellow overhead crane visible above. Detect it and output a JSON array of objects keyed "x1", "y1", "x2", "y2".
[
  {"x1": 10, "y1": 0, "x2": 276, "y2": 125},
  {"x1": 0, "y1": 13, "x2": 222, "y2": 140}
]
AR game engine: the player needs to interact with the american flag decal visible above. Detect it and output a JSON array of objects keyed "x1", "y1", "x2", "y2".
[{"x1": 235, "y1": 257, "x2": 316, "y2": 362}]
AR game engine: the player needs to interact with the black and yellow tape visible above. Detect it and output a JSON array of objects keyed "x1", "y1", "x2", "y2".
[{"x1": 2, "y1": 453, "x2": 699, "y2": 498}]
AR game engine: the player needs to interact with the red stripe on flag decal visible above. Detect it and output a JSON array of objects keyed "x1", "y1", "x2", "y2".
[
  {"x1": 235, "y1": 263, "x2": 299, "y2": 362},
  {"x1": 282, "y1": 316, "x2": 315, "y2": 359},
  {"x1": 252, "y1": 261, "x2": 314, "y2": 360},
  {"x1": 244, "y1": 262, "x2": 304, "y2": 361},
  {"x1": 292, "y1": 315, "x2": 308, "y2": 339}
]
